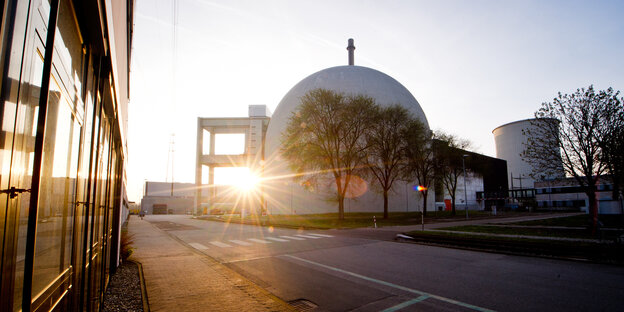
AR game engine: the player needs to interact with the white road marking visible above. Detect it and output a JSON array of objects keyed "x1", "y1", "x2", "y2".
[
  {"x1": 284, "y1": 255, "x2": 495, "y2": 312},
  {"x1": 308, "y1": 233, "x2": 333, "y2": 237},
  {"x1": 210, "y1": 241, "x2": 232, "y2": 248},
  {"x1": 230, "y1": 240, "x2": 252, "y2": 246},
  {"x1": 280, "y1": 235, "x2": 305, "y2": 240},
  {"x1": 382, "y1": 296, "x2": 430, "y2": 312},
  {"x1": 189, "y1": 243, "x2": 209, "y2": 250},
  {"x1": 248, "y1": 238, "x2": 271, "y2": 244},
  {"x1": 295, "y1": 234, "x2": 322, "y2": 239},
  {"x1": 265, "y1": 237, "x2": 289, "y2": 242}
]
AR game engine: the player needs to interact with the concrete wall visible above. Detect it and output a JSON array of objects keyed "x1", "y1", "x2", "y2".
[
  {"x1": 493, "y1": 119, "x2": 537, "y2": 188},
  {"x1": 265, "y1": 178, "x2": 434, "y2": 215},
  {"x1": 141, "y1": 196, "x2": 194, "y2": 214},
  {"x1": 145, "y1": 181, "x2": 196, "y2": 197},
  {"x1": 441, "y1": 172, "x2": 485, "y2": 210},
  {"x1": 493, "y1": 118, "x2": 563, "y2": 189}
]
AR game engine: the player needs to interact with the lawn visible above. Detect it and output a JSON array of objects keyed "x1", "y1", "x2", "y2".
[
  {"x1": 437, "y1": 225, "x2": 595, "y2": 239},
  {"x1": 201, "y1": 210, "x2": 498, "y2": 229},
  {"x1": 509, "y1": 214, "x2": 624, "y2": 228}
]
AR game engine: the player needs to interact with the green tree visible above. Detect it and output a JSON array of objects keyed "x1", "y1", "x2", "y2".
[
  {"x1": 364, "y1": 105, "x2": 412, "y2": 219},
  {"x1": 281, "y1": 89, "x2": 376, "y2": 220},
  {"x1": 434, "y1": 132, "x2": 472, "y2": 216},
  {"x1": 404, "y1": 119, "x2": 435, "y2": 216},
  {"x1": 522, "y1": 85, "x2": 623, "y2": 231}
]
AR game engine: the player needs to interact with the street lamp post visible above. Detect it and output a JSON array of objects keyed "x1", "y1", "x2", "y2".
[
  {"x1": 416, "y1": 185, "x2": 427, "y2": 230},
  {"x1": 462, "y1": 154, "x2": 469, "y2": 220}
]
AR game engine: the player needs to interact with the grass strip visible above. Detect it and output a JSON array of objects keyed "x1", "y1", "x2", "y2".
[
  {"x1": 510, "y1": 214, "x2": 624, "y2": 228},
  {"x1": 437, "y1": 225, "x2": 596, "y2": 239},
  {"x1": 403, "y1": 230, "x2": 623, "y2": 264}
]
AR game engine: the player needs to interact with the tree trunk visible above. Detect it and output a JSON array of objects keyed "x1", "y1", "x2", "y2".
[
  {"x1": 588, "y1": 189, "x2": 598, "y2": 235},
  {"x1": 451, "y1": 197, "x2": 456, "y2": 216},
  {"x1": 336, "y1": 176, "x2": 345, "y2": 220},
  {"x1": 338, "y1": 195, "x2": 345, "y2": 220},
  {"x1": 383, "y1": 190, "x2": 389, "y2": 219}
]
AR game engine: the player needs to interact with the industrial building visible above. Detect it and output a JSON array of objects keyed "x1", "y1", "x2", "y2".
[
  {"x1": 141, "y1": 181, "x2": 195, "y2": 214},
  {"x1": 0, "y1": 0, "x2": 133, "y2": 311},
  {"x1": 194, "y1": 105, "x2": 270, "y2": 215},
  {"x1": 535, "y1": 177, "x2": 622, "y2": 214},
  {"x1": 492, "y1": 118, "x2": 564, "y2": 189},
  {"x1": 195, "y1": 39, "x2": 509, "y2": 216},
  {"x1": 492, "y1": 118, "x2": 623, "y2": 214}
]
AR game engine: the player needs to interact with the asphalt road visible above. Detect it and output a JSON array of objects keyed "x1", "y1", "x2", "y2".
[{"x1": 147, "y1": 215, "x2": 624, "y2": 312}]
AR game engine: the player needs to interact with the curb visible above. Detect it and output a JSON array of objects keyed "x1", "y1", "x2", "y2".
[
  {"x1": 395, "y1": 233, "x2": 624, "y2": 266},
  {"x1": 128, "y1": 260, "x2": 150, "y2": 312}
]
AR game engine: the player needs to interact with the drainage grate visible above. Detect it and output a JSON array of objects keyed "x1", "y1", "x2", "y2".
[{"x1": 288, "y1": 299, "x2": 318, "y2": 311}]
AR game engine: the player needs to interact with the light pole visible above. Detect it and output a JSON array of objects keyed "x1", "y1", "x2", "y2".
[
  {"x1": 417, "y1": 185, "x2": 427, "y2": 230},
  {"x1": 462, "y1": 154, "x2": 469, "y2": 220}
]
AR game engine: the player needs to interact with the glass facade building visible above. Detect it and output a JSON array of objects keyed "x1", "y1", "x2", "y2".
[{"x1": 0, "y1": 0, "x2": 133, "y2": 311}]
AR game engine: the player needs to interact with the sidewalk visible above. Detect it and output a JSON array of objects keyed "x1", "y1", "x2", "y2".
[{"x1": 127, "y1": 215, "x2": 294, "y2": 312}]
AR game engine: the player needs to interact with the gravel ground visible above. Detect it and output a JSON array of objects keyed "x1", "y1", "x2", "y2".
[{"x1": 103, "y1": 261, "x2": 144, "y2": 312}]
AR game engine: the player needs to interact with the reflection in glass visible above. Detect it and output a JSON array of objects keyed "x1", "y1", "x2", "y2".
[{"x1": 31, "y1": 77, "x2": 80, "y2": 298}]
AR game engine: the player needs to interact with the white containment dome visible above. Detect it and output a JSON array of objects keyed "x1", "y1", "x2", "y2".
[
  {"x1": 263, "y1": 64, "x2": 432, "y2": 215},
  {"x1": 265, "y1": 65, "x2": 429, "y2": 155}
]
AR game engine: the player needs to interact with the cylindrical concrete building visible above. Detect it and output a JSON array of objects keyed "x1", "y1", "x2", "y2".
[{"x1": 492, "y1": 118, "x2": 562, "y2": 189}]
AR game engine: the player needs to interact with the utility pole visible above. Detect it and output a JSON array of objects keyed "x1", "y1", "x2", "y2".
[
  {"x1": 167, "y1": 133, "x2": 175, "y2": 196},
  {"x1": 462, "y1": 154, "x2": 469, "y2": 220}
]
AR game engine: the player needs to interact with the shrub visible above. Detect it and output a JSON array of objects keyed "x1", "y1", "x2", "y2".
[{"x1": 120, "y1": 227, "x2": 135, "y2": 261}]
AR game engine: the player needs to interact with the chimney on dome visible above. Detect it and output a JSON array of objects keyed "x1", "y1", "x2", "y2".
[{"x1": 347, "y1": 38, "x2": 355, "y2": 66}]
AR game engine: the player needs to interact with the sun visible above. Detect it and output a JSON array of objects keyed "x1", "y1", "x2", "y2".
[
  {"x1": 214, "y1": 167, "x2": 260, "y2": 192},
  {"x1": 236, "y1": 171, "x2": 260, "y2": 191}
]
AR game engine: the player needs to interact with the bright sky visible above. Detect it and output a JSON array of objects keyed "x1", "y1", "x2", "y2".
[{"x1": 127, "y1": 0, "x2": 624, "y2": 202}]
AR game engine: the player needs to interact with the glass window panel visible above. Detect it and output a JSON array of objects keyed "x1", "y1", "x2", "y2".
[
  {"x1": 31, "y1": 76, "x2": 79, "y2": 297},
  {"x1": 12, "y1": 48, "x2": 45, "y2": 311}
]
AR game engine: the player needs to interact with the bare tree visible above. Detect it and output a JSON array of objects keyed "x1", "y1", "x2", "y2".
[
  {"x1": 364, "y1": 105, "x2": 412, "y2": 219},
  {"x1": 522, "y1": 85, "x2": 623, "y2": 231},
  {"x1": 404, "y1": 119, "x2": 435, "y2": 216},
  {"x1": 434, "y1": 132, "x2": 472, "y2": 216},
  {"x1": 281, "y1": 88, "x2": 376, "y2": 220},
  {"x1": 600, "y1": 99, "x2": 624, "y2": 214}
]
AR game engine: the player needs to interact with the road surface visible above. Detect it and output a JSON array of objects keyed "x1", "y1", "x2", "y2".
[{"x1": 144, "y1": 215, "x2": 624, "y2": 312}]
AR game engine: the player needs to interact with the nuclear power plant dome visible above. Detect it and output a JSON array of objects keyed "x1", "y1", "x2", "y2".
[
  {"x1": 261, "y1": 39, "x2": 432, "y2": 215},
  {"x1": 265, "y1": 65, "x2": 429, "y2": 157}
]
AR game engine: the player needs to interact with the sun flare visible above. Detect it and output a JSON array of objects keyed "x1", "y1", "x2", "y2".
[{"x1": 214, "y1": 167, "x2": 260, "y2": 192}]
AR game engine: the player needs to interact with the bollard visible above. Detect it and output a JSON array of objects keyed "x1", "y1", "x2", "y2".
[{"x1": 373, "y1": 216, "x2": 377, "y2": 228}]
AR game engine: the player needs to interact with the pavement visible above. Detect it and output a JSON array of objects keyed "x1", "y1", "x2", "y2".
[
  {"x1": 127, "y1": 215, "x2": 295, "y2": 312},
  {"x1": 126, "y1": 212, "x2": 624, "y2": 312},
  {"x1": 126, "y1": 212, "x2": 585, "y2": 311}
]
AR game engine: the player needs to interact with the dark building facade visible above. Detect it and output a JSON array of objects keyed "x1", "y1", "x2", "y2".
[{"x1": 0, "y1": 0, "x2": 133, "y2": 311}]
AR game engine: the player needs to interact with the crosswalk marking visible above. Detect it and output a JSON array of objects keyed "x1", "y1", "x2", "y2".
[
  {"x1": 295, "y1": 234, "x2": 322, "y2": 239},
  {"x1": 308, "y1": 233, "x2": 333, "y2": 238},
  {"x1": 190, "y1": 234, "x2": 334, "y2": 250},
  {"x1": 189, "y1": 243, "x2": 209, "y2": 250},
  {"x1": 248, "y1": 238, "x2": 271, "y2": 244},
  {"x1": 210, "y1": 241, "x2": 232, "y2": 248},
  {"x1": 280, "y1": 235, "x2": 305, "y2": 240},
  {"x1": 265, "y1": 237, "x2": 289, "y2": 242},
  {"x1": 230, "y1": 240, "x2": 252, "y2": 246}
]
